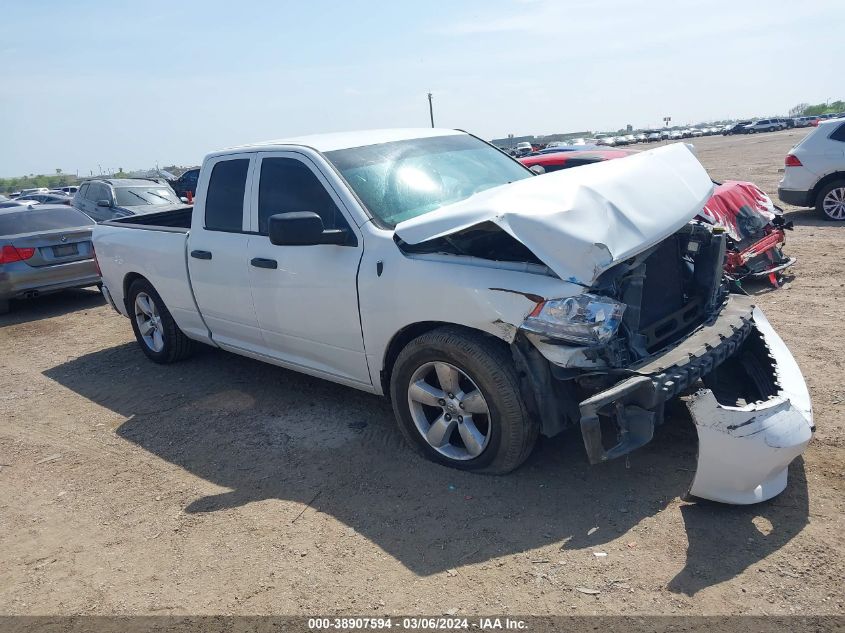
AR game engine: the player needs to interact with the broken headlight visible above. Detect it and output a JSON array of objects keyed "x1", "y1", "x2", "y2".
[{"x1": 521, "y1": 294, "x2": 626, "y2": 345}]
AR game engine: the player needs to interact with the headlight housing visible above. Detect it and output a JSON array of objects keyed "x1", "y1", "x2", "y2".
[{"x1": 521, "y1": 293, "x2": 626, "y2": 345}]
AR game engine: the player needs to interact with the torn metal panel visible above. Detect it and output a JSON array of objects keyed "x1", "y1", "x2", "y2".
[
  {"x1": 394, "y1": 143, "x2": 714, "y2": 286},
  {"x1": 687, "y1": 307, "x2": 813, "y2": 504}
]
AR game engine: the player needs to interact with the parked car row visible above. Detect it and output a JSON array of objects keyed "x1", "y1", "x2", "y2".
[
  {"x1": 593, "y1": 127, "x2": 724, "y2": 147},
  {"x1": 719, "y1": 115, "x2": 842, "y2": 135}
]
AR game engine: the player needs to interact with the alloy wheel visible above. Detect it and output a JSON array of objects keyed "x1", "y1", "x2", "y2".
[
  {"x1": 822, "y1": 187, "x2": 845, "y2": 220},
  {"x1": 407, "y1": 361, "x2": 491, "y2": 460},
  {"x1": 134, "y1": 292, "x2": 165, "y2": 352}
]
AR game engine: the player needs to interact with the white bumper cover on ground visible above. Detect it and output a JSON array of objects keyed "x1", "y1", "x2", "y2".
[{"x1": 687, "y1": 308, "x2": 813, "y2": 504}]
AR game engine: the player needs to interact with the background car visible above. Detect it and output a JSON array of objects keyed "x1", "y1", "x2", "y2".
[
  {"x1": 18, "y1": 188, "x2": 49, "y2": 196},
  {"x1": 72, "y1": 178, "x2": 188, "y2": 221},
  {"x1": 0, "y1": 204, "x2": 98, "y2": 313},
  {"x1": 59, "y1": 186, "x2": 80, "y2": 195},
  {"x1": 168, "y1": 168, "x2": 200, "y2": 199},
  {"x1": 595, "y1": 135, "x2": 617, "y2": 146},
  {"x1": 723, "y1": 121, "x2": 752, "y2": 135},
  {"x1": 16, "y1": 193, "x2": 73, "y2": 205},
  {"x1": 0, "y1": 199, "x2": 36, "y2": 209},
  {"x1": 532, "y1": 144, "x2": 604, "y2": 154},
  {"x1": 519, "y1": 148, "x2": 634, "y2": 173},
  {"x1": 745, "y1": 119, "x2": 780, "y2": 133},
  {"x1": 779, "y1": 118, "x2": 845, "y2": 220},
  {"x1": 669, "y1": 130, "x2": 684, "y2": 140},
  {"x1": 646, "y1": 131, "x2": 662, "y2": 142}
]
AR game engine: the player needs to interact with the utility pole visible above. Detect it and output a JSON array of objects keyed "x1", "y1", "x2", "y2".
[{"x1": 427, "y1": 92, "x2": 434, "y2": 128}]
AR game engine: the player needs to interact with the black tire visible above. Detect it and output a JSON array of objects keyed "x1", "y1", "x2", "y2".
[
  {"x1": 127, "y1": 278, "x2": 194, "y2": 363},
  {"x1": 390, "y1": 326, "x2": 538, "y2": 474},
  {"x1": 815, "y1": 179, "x2": 845, "y2": 221}
]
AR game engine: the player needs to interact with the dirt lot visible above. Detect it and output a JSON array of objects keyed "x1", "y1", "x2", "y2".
[{"x1": 1, "y1": 129, "x2": 843, "y2": 616}]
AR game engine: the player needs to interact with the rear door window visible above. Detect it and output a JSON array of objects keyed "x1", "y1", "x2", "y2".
[
  {"x1": 257, "y1": 157, "x2": 349, "y2": 235},
  {"x1": 205, "y1": 159, "x2": 249, "y2": 232},
  {"x1": 88, "y1": 183, "x2": 109, "y2": 202}
]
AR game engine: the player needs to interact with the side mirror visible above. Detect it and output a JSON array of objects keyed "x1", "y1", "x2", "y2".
[
  {"x1": 96, "y1": 199, "x2": 111, "y2": 207},
  {"x1": 529, "y1": 165, "x2": 546, "y2": 175},
  {"x1": 268, "y1": 212, "x2": 348, "y2": 246}
]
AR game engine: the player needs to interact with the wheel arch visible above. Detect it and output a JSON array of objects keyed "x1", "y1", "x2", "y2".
[
  {"x1": 122, "y1": 272, "x2": 148, "y2": 312},
  {"x1": 379, "y1": 321, "x2": 510, "y2": 398},
  {"x1": 810, "y1": 171, "x2": 845, "y2": 205}
]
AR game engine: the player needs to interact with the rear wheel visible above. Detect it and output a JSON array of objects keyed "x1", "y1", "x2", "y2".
[
  {"x1": 390, "y1": 327, "x2": 538, "y2": 474},
  {"x1": 127, "y1": 278, "x2": 194, "y2": 363},
  {"x1": 816, "y1": 180, "x2": 845, "y2": 221}
]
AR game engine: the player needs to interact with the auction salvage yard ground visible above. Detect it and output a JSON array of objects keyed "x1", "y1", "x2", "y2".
[{"x1": 1, "y1": 129, "x2": 843, "y2": 616}]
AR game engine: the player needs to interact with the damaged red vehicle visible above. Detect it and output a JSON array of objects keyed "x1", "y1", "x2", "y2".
[
  {"x1": 700, "y1": 181, "x2": 794, "y2": 287},
  {"x1": 521, "y1": 150, "x2": 795, "y2": 287}
]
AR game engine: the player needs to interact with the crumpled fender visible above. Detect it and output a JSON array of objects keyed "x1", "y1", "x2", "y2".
[{"x1": 687, "y1": 308, "x2": 813, "y2": 504}]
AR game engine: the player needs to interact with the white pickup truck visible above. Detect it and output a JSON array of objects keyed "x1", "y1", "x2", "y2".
[{"x1": 93, "y1": 129, "x2": 813, "y2": 504}]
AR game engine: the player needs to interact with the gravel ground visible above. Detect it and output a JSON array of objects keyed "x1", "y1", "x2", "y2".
[{"x1": 1, "y1": 129, "x2": 843, "y2": 616}]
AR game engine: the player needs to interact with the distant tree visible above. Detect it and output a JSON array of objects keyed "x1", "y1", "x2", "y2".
[
  {"x1": 803, "y1": 100, "x2": 844, "y2": 116},
  {"x1": 789, "y1": 103, "x2": 810, "y2": 117}
]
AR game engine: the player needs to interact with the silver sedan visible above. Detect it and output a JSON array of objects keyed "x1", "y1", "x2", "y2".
[{"x1": 0, "y1": 205, "x2": 99, "y2": 314}]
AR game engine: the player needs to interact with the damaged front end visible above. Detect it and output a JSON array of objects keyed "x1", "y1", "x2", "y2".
[{"x1": 515, "y1": 224, "x2": 813, "y2": 504}]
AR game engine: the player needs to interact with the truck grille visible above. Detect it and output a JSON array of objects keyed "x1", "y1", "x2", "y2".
[{"x1": 612, "y1": 225, "x2": 727, "y2": 359}]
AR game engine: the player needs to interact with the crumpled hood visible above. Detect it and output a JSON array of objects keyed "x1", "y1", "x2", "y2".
[{"x1": 394, "y1": 143, "x2": 714, "y2": 285}]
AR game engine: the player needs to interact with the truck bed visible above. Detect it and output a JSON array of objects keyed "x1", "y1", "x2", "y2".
[
  {"x1": 101, "y1": 206, "x2": 193, "y2": 232},
  {"x1": 93, "y1": 207, "x2": 211, "y2": 344}
]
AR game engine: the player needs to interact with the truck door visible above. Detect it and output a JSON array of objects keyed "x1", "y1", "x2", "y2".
[
  {"x1": 187, "y1": 154, "x2": 264, "y2": 352},
  {"x1": 245, "y1": 152, "x2": 370, "y2": 386}
]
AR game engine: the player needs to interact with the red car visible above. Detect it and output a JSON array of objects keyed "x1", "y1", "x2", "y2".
[
  {"x1": 520, "y1": 150, "x2": 794, "y2": 287},
  {"x1": 520, "y1": 149, "x2": 633, "y2": 172}
]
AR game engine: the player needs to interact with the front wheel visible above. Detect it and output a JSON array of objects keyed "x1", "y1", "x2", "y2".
[
  {"x1": 390, "y1": 327, "x2": 538, "y2": 474},
  {"x1": 128, "y1": 278, "x2": 194, "y2": 363},
  {"x1": 817, "y1": 180, "x2": 845, "y2": 221}
]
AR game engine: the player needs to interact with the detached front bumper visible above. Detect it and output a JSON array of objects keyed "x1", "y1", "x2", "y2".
[
  {"x1": 575, "y1": 295, "x2": 813, "y2": 504},
  {"x1": 686, "y1": 308, "x2": 813, "y2": 503}
]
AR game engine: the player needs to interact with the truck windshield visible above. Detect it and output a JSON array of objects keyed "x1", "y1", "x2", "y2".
[
  {"x1": 114, "y1": 187, "x2": 180, "y2": 206},
  {"x1": 325, "y1": 134, "x2": 532, "y2": 227}
]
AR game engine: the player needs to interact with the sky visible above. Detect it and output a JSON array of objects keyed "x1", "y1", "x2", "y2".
[{"x1": 1, "y1": 0, "x2": 842, "y2": 177}]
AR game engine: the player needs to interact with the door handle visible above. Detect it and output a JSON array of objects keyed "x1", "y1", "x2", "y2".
[
  {"x1": 250, "y1": 257, "x2": 278, "y2": 269},
  {"x1": 190, "y1": 250, "x2": 212, "y2": 260}
]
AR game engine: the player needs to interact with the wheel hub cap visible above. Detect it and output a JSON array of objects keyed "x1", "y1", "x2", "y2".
[
  {"x1": 407, "y1": 361, "x2": 491, "y2": 461},
  {"x1": 823, "y1": 187, "x2": 845, "y2": 220},
  {"x1": 134, "y1": 292, "x2": 165, "y2": 353}
]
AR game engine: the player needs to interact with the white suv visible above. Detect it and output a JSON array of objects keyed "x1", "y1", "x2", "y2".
[
  {"x1": 778, "y1": 118, "x2": 845, "y2": 220},
  {"x1": 745, "y1": 119, "x2": 781, "y2": 133}
]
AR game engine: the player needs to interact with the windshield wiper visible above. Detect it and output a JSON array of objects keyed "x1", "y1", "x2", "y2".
[
  {"x1": 145, "y1": 190, "x2": 175, "y2": 203},
  {"x1": 124, "y1": 190, "x2": 151, "y2": 205}
]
